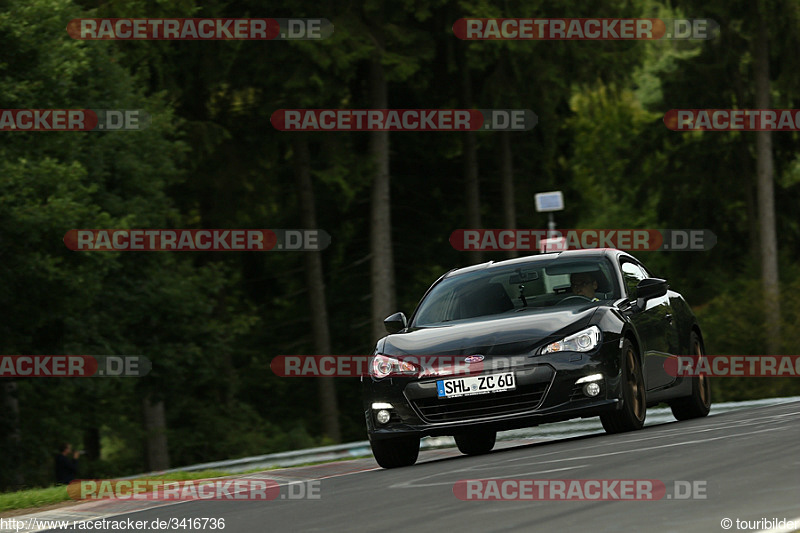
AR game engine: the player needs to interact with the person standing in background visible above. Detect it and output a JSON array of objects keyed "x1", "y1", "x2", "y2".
[{"x1": 55, "y1": 443, "x2": 80, "y2": 485}]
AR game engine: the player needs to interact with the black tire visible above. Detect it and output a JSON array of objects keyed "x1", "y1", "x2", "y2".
[
  {"x1": 670, "y1": 331, "x2": 712, "y2": 421},
  {"x1": 601, "y1": 338, "x2": 646, "y2": 434},
  {"x1": 454, "y1": 430, "x2": 496, "y2": 456},
  {"x1": 370, "y1": 436, "x2": 420, "y2": 468}
]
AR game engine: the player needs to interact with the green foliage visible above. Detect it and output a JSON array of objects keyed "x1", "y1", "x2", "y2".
[
  {"x1": 695, "y1": 273, "x2": 800, "y2": 401},
  {"x1": 568, "y1": 84, "x2": 662, "y2": 229}
]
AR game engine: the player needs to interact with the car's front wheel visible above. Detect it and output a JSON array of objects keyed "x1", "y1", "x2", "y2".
[
  {"x1": 370, "y1": 436, "x2": 420, "y2": 468},
  {"x1": 454, "y1": 430, "x2": 497, "y2": 456},
  {"x1": 670, "y1": 331, "x2": 711, "y2": 420},
  {"x1": 601, "y1": 338, "x2": 646, "y2": 433}
]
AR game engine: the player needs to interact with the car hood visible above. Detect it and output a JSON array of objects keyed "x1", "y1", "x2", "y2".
[{"x1": 382, "y1": 306, "x2": 597, "y2": 357}]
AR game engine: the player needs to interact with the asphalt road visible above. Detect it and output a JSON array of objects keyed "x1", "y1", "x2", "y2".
[{"x1": 47, "y1": 400, "x2": 800, "y2": 533}]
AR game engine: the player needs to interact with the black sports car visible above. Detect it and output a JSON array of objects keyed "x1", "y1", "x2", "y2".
[{"x1": 362, "y1": 249, "x2": 711, "y2": 468}]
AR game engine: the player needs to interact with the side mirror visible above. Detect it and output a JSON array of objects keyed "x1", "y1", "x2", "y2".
[
  {"x1": 383, "y1": 312, "x2": 407, "y2": 334},
  {"x1": 636, "y1": 278, "x2": 668, "y2": 301}
]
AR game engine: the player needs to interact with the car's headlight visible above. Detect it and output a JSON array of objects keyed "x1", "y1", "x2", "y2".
[
  {"x1": 370, "y1": 354, "x2": 420, "y2": 379},
  {"x1": 541, "y1": 326, "x2": 602, "y2": 354}
]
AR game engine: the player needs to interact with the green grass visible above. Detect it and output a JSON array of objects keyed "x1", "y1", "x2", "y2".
[
  {"x1": 0, "y1": 469, "x2": 252, "y2": 514},
  {"x1": 0, "y1": 485, "x2": 69, "y2": 514}
]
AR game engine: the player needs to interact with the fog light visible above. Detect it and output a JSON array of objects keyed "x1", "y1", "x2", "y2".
[
  {"x1": 376, "y1": 410, "x2": 391, "y2": 424},
  {"x1": 583, "y1": 382, "x2": 601, "y2": 397}
]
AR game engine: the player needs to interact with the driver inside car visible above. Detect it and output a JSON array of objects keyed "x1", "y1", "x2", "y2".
[{"x1": 569, "y1": 272, "x2": 600, "y2": 301}]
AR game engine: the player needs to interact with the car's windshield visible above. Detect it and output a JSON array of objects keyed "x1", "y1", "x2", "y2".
[{"x1": 412, "y1": 257, "x2": 620, "y2": 326}]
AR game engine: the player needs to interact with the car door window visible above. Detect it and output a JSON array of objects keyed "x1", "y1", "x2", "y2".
[{"x1": 620, "y1": 261, "x2": 648, "y2": 299}]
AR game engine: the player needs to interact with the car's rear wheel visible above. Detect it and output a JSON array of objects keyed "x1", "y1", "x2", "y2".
[
  {"x1": 601, "y1": 338, "x2": 646, "y2": 434},
  {"x1": 454, "y1": 430, "x2": 497, "y2": 456},
  {"x1": 670, "y1": 331, "x2": 711, "y2": 420},
  {"x1": 369, "y1": 436, "x2": 420, "y2": 468}
]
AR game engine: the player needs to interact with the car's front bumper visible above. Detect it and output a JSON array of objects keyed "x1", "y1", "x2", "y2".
[{"x1": 363, "y1": 341, "x2": 624, "y2": 440}]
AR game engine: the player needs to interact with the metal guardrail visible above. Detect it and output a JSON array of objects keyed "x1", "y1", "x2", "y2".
[{"x1": 132, "y1": 396, "x2": 798, "y2": 477}]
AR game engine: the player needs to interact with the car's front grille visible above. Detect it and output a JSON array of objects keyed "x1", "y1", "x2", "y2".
[{"x1": 410, "y1": 383, "x2": 549, "y2": 423}]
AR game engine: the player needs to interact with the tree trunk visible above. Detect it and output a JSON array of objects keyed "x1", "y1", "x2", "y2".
[
  {"x1": 369, "y1": 22, "x2": 397, "y2": 343},
  {"x1": 293, "y1": 136, "x2": 341, "y2": 443},
  {"x1": 754, "y1": 16, "x2": 781, "y2": 353},
  {"x1": 499, "y1": 132, "x2": 517, "y2": 258},
  {"x1": 84, "y1": 426, "x2": 101, "y2": 462},
  {"x1": 461, "y1": 62, "x2": 483, "y2": 263},
  {"x1": 742, "y1": 149, "x2": 760, "y2": 259},
  {"x1": 142, "y1": 395, "x2": 170, "y2": 471},
  {"x1": 0, "y1": 381, "x2": 23, "y2": 488}
]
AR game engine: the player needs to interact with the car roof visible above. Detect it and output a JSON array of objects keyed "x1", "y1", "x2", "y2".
[{"x1": 444, "y1": 248, "x2": 628, "y2": 279}]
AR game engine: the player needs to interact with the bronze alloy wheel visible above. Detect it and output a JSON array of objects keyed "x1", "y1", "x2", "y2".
[
  {"x1": 670, "y1": 331, "x2": 712, "y2": 420},
  {"x1": 601, "y1": 338, "x2": 646, "y2": 434}
]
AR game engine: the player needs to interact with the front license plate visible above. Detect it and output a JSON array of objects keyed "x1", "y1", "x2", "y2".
[{"x1": 436, "y1": 373, "x2": 516, "y2": 398}]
